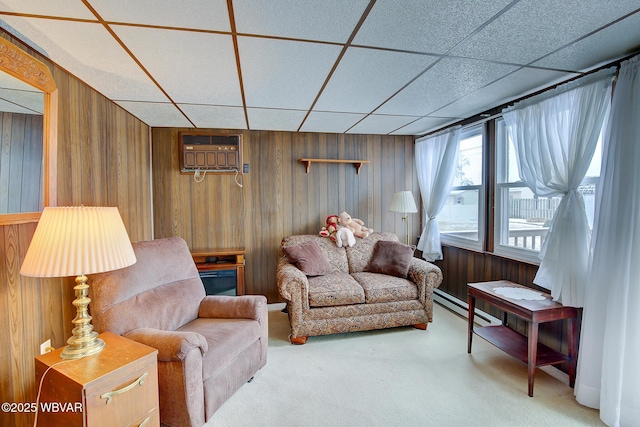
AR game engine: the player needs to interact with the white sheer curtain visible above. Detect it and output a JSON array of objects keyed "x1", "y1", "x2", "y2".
[
  {"x1": 415, "y1": 127, "x2": 460, "y2": 261},
  {"x1": 502, "y1": 68, "x2": 615, "y2": 307},
  {"x1": 575, "y1": 55, "x2": 640, "y2": 427}
]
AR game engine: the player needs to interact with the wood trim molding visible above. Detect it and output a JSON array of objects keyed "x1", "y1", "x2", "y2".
[{"x1": 0, "y1": 37, "x2": 56, "y2": 93}]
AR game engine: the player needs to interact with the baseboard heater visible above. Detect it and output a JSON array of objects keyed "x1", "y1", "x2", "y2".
[{"x1": 434, "y1": 289, "x2": 501, "y2": 327}]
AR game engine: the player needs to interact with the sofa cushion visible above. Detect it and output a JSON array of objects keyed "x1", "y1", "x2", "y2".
[
  {"x1": 345, "y1": 232, "x2": 399, "y2": 273},
  {"x1": 366, "y1": 240, "x2": 415, "y2": 278},
  {"x1": 308, "y1": 273, "x2": 365, "y2": 307},
  {"x1": 281, "y1": 235, "x2": 349, "y2": 273},
  {"x1": 283, "y1": 241, "x2": 333, "y2": 276},
  {"x1": 351, "y1": 272, "x2": 418, "y2": 304}
]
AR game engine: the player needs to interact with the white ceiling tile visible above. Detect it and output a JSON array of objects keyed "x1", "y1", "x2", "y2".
[
  {"x1": 89, "y1": 0, "x2": 230, "y2": 31},
  {"x1": 0, "y1": 88, "x2": 44, "y2": 113},
  {"x1": 0, "y1": 0, "x2": 95, "y2": 19},
  {"x1": 247, "y1": 108, "x2": 307, "y2": 132},
  {"x1": 239, "y1": 37, "x2": 342, "y2": 110},
  {"x1": 450, "y1": 0, "x2": 640, "y2": 65},
  {"x1": 0, "y1": 98, "x2": 38, "y2": 114},
  {"x1": 300, "y1": 111, "x2": 366, "y2": 134},
  {"x1": 179, "y1": 104, "x2": 247, "y2": 129},
  {"x1": 111, "y1": 25, "x2": 242, "y2": 105},
  {"x1": 233, "y1": 0, "x2": 369, "y2": 43},
  {"x1": 115, "y1": 101, "x2": 193, "y2": 127},
  {"x1": 389, "y1": 116, "x2": 460, "y2": 136},
  {"x1": 433, "y1": 67, "x2": 579, "y2": 117},
  {"x1": 533, "y1": 12, "x2": 640, "y2": 72},
  {"x1": 378, "y1": 57, "x2": 518, "y2": 116},
  {"x1": 346, "y1": 114, "x2": 420, "y2": 135},
  {"x1": 353, "y1": 0, "x2": 513, "y2": 53},
  {"x1": 0, "y1": 71, "x2": 42, "y2": 92},
  {"x1": 315, "y1": 47, "x2": 437, "y2": 114},
  {"x1": 0, "y1": 17, "x2": 168, "y2": 102}
]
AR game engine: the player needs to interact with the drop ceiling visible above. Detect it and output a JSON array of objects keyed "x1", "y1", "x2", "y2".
[{"x1": 1, "y1": 0, "x2": 639, "y2": 136}]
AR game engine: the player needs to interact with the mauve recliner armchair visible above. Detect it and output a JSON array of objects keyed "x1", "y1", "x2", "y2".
[{"x1": 89, "y1": 237, "x2": 268, "y2": 427}]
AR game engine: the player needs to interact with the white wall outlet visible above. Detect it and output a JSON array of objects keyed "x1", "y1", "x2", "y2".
[{"x1": 40, "y1": 339, "x2": 52, "y2": 355}]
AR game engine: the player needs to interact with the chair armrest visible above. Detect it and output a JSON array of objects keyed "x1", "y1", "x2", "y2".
[
  {"x1": 276, "y1": 257, "x2": 309, "y2": 305},
  {"x1": 198, "y1": 295, "x2": 267, "y2": 322},
  {"x1": 408, "y1": 258, "x2": 443, "y2": 301},
  {"x1": 198, "y1": 295, "x2": 269, "y2": 367},
  {"x1": 123, "y1": 328, "x2": 208, "y2": 362}
]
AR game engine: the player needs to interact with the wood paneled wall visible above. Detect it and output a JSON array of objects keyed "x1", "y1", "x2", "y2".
[
  {"x1": 152, "y1": 128, "x2": 419, "y2": 302},
  {"x1": 0, "y1": 113, "x2": 44, "y2": 214},
  {"x1": 434, "y1": 245, "x2": 575, "y2": 373},
  {"x1": 0, "y1": 34, "x2": 152, "y2": 427}
]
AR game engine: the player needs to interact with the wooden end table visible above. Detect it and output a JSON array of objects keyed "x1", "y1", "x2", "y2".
[
  {"x1": 467, "y1": 280, "x2": 580, "y2": 397},
  {"x1": 35, "y1": 332, "x2": 159, "y2": 426}
]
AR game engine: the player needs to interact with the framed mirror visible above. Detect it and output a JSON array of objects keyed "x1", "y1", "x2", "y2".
[{"x1": 0, "y1": 36, "x2": 57, "y2": 225}]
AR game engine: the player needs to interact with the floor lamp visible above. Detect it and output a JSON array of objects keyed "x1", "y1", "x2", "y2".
[
  {"x1": 389, "y1": 191, "x2": 418, "y2": 245},
  {"x1": 20, "y1": 206, "x2": 137, "y2": 359}
]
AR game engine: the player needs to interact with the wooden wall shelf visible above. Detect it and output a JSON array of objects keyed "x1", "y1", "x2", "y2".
[{"x1": 299, "y1": 158, "x2": 370, "y2": 174}]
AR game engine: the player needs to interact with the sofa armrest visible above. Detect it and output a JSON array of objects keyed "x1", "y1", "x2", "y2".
[
  {"x1": 408, "y1": 258, "x2": 444, "y2": 301},
  {"x1": 124, "y1": 328, "x2": 208, "y2": 362},
  {"x1": 276, "y1": 257, "x2": 310, "y2": 305}
]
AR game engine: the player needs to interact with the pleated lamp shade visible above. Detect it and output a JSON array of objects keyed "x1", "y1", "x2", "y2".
[
  {"x1": 389, "y1": 191, "x2": 418, "y2": 214},
  {"x1": 20, "y1": 206, "x2": 136, "y2": 277}
]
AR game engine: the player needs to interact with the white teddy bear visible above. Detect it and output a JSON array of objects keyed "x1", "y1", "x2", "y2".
[{"x1": 335, "y1": 227, "x2": 356, "y2": 248}]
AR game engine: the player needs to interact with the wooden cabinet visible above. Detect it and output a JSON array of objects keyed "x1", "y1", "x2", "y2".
[
  {"x1": 35, "y1": 332, "x2": 159, "y2": 427},
  {"x1": 192, "y1": 248, "x2": 245, "y2": 295}
]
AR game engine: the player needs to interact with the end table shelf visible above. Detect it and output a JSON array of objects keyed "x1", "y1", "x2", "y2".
[{"x1": 474, "y1": 325, "x2": 570, "y2": 367}]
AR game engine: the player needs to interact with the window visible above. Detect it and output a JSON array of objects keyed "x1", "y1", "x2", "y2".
[
  {"x1": 438, "y1": 124, "x2": 484, "y2": 252},
  {"x1": 494, "y1": 118, "x2": 602, "y2": 263}
]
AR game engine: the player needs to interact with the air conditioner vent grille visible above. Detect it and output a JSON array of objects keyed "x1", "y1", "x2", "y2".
[{"x1": 179, "y1": 133, "x2": 242, "y2": 174}]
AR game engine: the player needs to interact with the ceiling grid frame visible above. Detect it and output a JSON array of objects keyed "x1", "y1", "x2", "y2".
[{"x1": 0, "y1": 0, "x2": 637, "y2": 135}]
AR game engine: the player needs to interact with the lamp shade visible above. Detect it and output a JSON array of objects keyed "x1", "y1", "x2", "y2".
[
  {"x1": 389, "y1": 191, "x2": 418, "y2": 214},
  {"x1": 20, "y1": 206, "x2": 136, "y2": 278}
]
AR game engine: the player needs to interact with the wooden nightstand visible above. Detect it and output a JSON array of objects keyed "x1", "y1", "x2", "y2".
[{"x1": 35, "y1": 332, "x2": 159, "y2": 427}]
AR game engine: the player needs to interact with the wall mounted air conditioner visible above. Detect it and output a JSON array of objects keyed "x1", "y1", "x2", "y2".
[{"x1": 179, "y1": 132, "x2": 243, "y2": 174}]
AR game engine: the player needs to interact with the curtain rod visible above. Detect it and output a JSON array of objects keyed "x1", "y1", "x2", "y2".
[{"x1": 415, "y1": 50, "x2": 637, "y2": 140}]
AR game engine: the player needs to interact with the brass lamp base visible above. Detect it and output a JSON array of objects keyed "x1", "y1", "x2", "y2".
[{"x1": 60, "y1": 274, "x2": 105, "y2": 360}]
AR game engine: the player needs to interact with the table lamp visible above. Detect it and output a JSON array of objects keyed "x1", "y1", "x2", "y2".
[
  {"x1": 20, "y1": 206, "x2": 136, "y2": 360},
  {"x1": 389, "y1": 191, "x2": 418, "y2": 245}
]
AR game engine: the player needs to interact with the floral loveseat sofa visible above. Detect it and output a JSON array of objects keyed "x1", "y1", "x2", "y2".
[{"x1": 276, "y1": 232, "x2": 443, "y2": 344}]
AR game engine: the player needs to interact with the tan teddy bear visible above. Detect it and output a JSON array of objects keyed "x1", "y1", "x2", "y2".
[{"x1": 338, "y1": 211, "x2": 373, "y2": 239}]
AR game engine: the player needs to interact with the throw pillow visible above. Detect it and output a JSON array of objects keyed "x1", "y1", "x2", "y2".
[
  {"x1": 283, "y1": 241, "x2": 333, "y2": 276},
  {"x1": 366, "y1": 240, "x2": 415, "y2": 278}
]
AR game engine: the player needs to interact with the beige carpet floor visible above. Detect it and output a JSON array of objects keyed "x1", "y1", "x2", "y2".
[{"x1": 207, "y1": 302, "x2": 603, "y2": 427}]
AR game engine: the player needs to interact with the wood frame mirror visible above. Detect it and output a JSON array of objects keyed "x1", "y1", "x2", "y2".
[{"x1": 0, "y1": 36, "x2": 57, "y2": 225}]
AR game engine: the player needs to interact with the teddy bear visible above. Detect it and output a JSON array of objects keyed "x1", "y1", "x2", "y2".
[
  {"x1": 319, "y1": 214, "x2": 340, "y2": 242},
  {"x1": 335, "y1": 227, "x2": 356, "y2": 247},
  {"x1": 338, "y1": 211, "x2": 373, "y2": 239}
]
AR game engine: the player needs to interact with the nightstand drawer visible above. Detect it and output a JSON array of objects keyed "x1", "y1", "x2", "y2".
[{"x1": 85, "y1": 358, "x2": 158, "y2": 427}]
